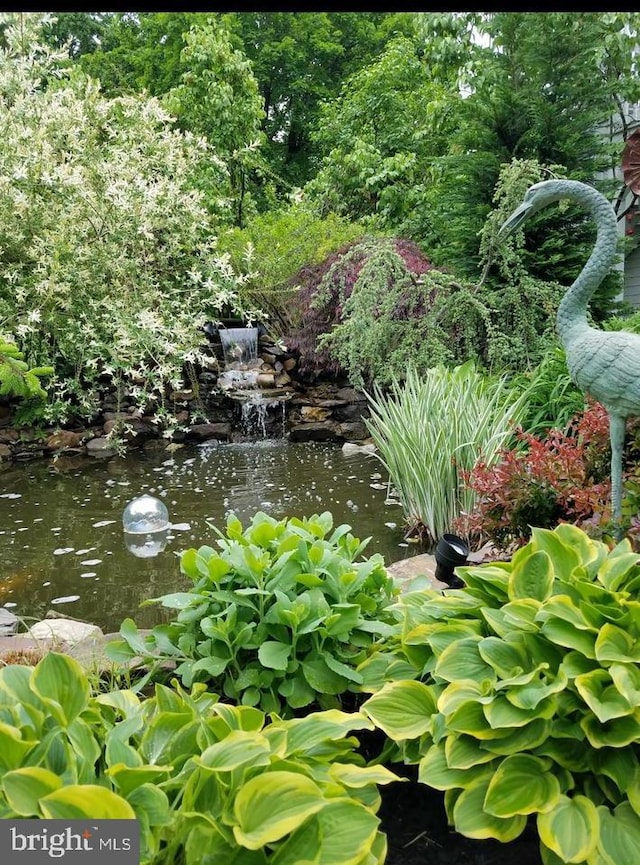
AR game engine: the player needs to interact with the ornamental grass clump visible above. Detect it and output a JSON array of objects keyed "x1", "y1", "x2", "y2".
[
  {"x1": 365, "y1": 362, "x2": 527, "y2": 544},
  {"x1": 359, "y1": 523, "x2": 640, "y2": 865}
]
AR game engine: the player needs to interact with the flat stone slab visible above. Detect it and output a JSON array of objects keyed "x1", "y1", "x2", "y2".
[{"x1": 387, "y1": 554, "x2": 449, "y2": 591}]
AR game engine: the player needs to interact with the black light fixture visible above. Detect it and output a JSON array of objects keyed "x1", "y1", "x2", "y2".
[{"x1": 434, "y1": 533, "x2": 469, "y2": 588}]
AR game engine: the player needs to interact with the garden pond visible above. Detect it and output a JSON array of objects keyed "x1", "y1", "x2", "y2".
[{"x1": 0, "y1": 440, "x2": 421, "y2": 633}]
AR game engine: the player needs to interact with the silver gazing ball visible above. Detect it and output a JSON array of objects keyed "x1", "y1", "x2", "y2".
[{"x1": 122, "y1": 494, "x2": 170, "y2": 534}]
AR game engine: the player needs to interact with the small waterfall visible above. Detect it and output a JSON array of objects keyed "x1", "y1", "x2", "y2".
[
  {"x1": 219, "y1": 327, "x2": 259, "y2": 368},
  {"x1": 216, "y1": 326, "x2": 290, "y2": 441}
]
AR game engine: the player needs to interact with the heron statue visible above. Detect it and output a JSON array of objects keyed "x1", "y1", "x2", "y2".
[{"x1": 500, "y1": 178, "x2": 637, "y2": 528}]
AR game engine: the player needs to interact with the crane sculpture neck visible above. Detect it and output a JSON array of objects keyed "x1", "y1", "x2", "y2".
[{"x1": 555, "y1": 180, "x2": 619, "y2": 345}]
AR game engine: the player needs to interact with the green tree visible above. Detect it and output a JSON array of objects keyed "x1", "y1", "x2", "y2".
[
  {"x1": 164, "y1": 20, "x2": 265, "y2": 227},
  {"x1": 221, "y1": 12, "x2": 415, "y2": 188},
  {"x1": 306, "y1": 33, "x2": 453, "y2": 228}
]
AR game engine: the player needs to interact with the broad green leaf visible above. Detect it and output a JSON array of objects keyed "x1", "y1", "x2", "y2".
[
  {"x1": 445, "y1": 734, "x2": 499, "y2": 769},
  {"x1": 446, "y1": 701, "x2": 501, "y2": 739},
  {"x1": 328, "y1": 763, "x2": 400, "y2": 788},
  {"x1": 597, "y1": 802, "x2": 640, "y2": 865},
  {"x1": 452, "y1": 777, "x2": 527, "y2": 841},
  {"x1": 0, "y1": 721, "x2": 36, "y2": 771},
  {"x1": 40, "y1": 785, "x2": 136, "y2": 819},
  {"x1": 156, "y1": 592, "x2": 204, "y2": 609},
  {"x1": 419, "y1": 742, "x2": 495, "y2": 790},
  {"x1": 434, "y1": 637, "x2": 495, "y2": 684},
  {"x1": 272, "y1": 799, "x2": 379, "y2": 865},
  {"x1": 574, "y1": 669, "x2": 634, "y2": 723},
  {"x1": 30, "y1": 653, "x2": 90, "y2": 726},
  {"x1": 484, "y1": 694, "x2": 556, "y2": 729},
  {"x1": 590, "y1": 748, "x2": 637, "y2": 796},
  {"x1": 503, "y1": 667, "x2": 568, "y2": 711},
  {"x1": 280, "y1": 710, "x2": 374, "y2": 756},
  {"x1": 609, "y1": 662, "x2": 640, "y2": 705},
  {"x1": 581, "y1": 712, "x2": 640, "y2": 748},
  {"x1": 484, "y1": 754, "x2": 561, "y2": 817},
  {"x1": 508, "y1": 550, "x2": 554, "y2": 602},
  {"x1": 597, "y1": 552, "x2": 640, "y2": 591},
  {"x1": 233, "y1": 771, "x2": 326, "y2": 849},
  {"x1": 211, "y1": 703, "x2": 265, "y2": 732},
  {"x1": 302, "y1": 657, "x2": 349, "y2": 695},
  {"x1": 95, "y1": 689, "x2": 141, "y2": 717},
  {"x1": 480, "y1": 718, "x2": 551, "y2": 757},
  {"x1": 106, "y1": 763, "x2": 172, "y2": 797},
  {"x1": 537, "y1": 794, "x2": 598, "y2": 863},
  {"x1": 478, "y1": 636, "x2": 528, "y2": 678},
  {"x1": 530, "y1": 527, "x2": 580, "y2": 578},
  {"x1": 196, "y1": 731, "x2": 271, "y2": 772},
  {"x1": 258, "y1": 641, "x2": 292, "y2": 670},
  {"x1": 438, "y1": 680, "x2": 493, "y2": 715},
  {"x1": 2, "y1": 767, "x2": 62, "y2": 815},
  {"x1": 362, "y1": 680, "x2": 436, "y2": 740},
  {"x1": 595, "y1": 624, "x2": 640, "y2": 663},
  {"x1": 324, "y1": 653, "x2": 363, "y2": 684},
  {"x1": 539, "y1": 618, "x2": 597, "y2": 658}
]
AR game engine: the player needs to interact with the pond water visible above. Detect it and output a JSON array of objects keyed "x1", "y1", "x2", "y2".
[{"x1": 0, "y1": 441, "x2": 422, "y2": 634}]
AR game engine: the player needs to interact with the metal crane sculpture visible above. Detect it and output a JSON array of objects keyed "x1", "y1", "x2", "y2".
[{"x1": 500, "y1": 178, "x2": 634, "y2": 527}]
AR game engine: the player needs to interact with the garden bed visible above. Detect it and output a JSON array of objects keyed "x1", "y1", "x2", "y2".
[{"x1": 379, "y1": 765, "x2": 542, "y2": 865}]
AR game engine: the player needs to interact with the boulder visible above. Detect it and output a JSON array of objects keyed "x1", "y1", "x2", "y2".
[
  {"x1": 187, "y1": 422, "x2": 232, "y2": 442},
  {"x1": 28, "y1": 619, "x2": 103, "y2": 647},
  {"x1": 0, "y1": 607, "x2": 18, "y2": 635},
  {"x1": 86, "y1": 436, "x2": 117, "y2": 455},
  {"x1": 301, "y1": 406, "x2": 332, "y2": 423},
  {"x1": 0, "y1": 443, "x2": 12, "y2": 460},
  {"x1": 288, "y1": 421, "x2": 339, "y2": 442},
  {"x1": 338, "y1": 421, "x2": 369, "y2": 441},
  {"x1": 45, "y1": 430, "x2": 84, "y2": 451}
]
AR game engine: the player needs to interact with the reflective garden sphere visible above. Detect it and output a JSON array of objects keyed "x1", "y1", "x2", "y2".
[
  {"x1": 124, "y1": 530, "x2": 170, "y2": 558},
  {"x1": 122, "y1": 494, "x2": 170, "y2": 534}
]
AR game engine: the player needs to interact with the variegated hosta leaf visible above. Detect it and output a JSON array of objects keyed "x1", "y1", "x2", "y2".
[
  {"x1": 452, "y1": 777, "x2": 527, "y2": 842},
  {"x1": 361, "y1": 680, "x2": 436, "y2": 740},
  {"x1": 483, "y1": 754, "x2": 561, "y2": 817},
  {"x1": 537, "y1": 794, "x2": 599, "y2": 863}
]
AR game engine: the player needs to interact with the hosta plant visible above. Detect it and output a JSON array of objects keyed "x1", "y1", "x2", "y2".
[
  {"x1": 359, "y1": 523, "x2": 640, "y2": 865},
  {"x1": 107, "y1": 511, "x2": 398, "y2": 716},
  {"x1": 0, "y1": 651, "x2": 399, "y2": 865}
]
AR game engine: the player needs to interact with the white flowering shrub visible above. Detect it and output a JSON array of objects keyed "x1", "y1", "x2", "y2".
[{"x1": 0, "y1": 16, "x2": 262, "y2": 427}]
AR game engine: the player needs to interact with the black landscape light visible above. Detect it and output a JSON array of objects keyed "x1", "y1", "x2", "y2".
[{"x1": 434, "y1": 533, "x2": 469, "y2": 588}]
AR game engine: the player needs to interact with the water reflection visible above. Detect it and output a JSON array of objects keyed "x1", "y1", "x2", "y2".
[{"x1": 0, "y1": 441, "x2": 421, "y2": 633}]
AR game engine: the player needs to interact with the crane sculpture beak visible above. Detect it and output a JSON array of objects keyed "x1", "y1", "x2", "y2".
[{"x1": 499, "y1": 200, "x2": 534, "y2": 238}]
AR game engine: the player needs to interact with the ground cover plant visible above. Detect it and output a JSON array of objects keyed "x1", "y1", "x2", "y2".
[
  {"x1": 107, "y1": 511, "x2": 398, "y2": 716},
  {"x1": 0, "y1": 650, "x2": 398, "y2": 864},
  {"x1": 364, "y1": 362, "x2": 527, "y2": 544},
  {"x1": 358, "y1": 523, "x2": 640, "y2": 865}
]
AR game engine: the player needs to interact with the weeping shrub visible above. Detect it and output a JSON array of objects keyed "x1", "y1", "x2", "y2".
[{"x1": 364, "y1": 362, "x2": 527, "y2": 544}]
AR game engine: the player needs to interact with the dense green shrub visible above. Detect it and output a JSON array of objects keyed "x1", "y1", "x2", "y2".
[
  {"x1": 107, "y1": 511, "x2": 398, "y2": 716},
  {"x1": 365, "y1": 362, "x2": 527, "y2": 543},
  {"x1": 0, "y1": 651, "x2": 396, "y2": 864},
  {"x1": 509, "y1": 344, "x2": 585, "y2": 438},
  {"x1": 359, "y1": 523, "x2": 640, "y2": 865}
]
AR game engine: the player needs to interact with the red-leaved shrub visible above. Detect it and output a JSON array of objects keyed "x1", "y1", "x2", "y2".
[{"x1": 457, "y1": 401, "x2": 613, "y2": 549}]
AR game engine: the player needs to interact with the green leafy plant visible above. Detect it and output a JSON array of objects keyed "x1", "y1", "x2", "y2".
[
  {"x1": 365, "y1": 362, "x2": 527, "y2": 543},
  {"x1": 0, "y1": 651, "x2": 398, "y2": 864},
  {"x1": 359, "y1": 523, "x2": 640, "y2": 864},
  {"x1": 0, "y1": 340, "x2": 53, "y2": 400},
  {"x1": 107, "y1": 511, "x2": 398, "y2": 716}
]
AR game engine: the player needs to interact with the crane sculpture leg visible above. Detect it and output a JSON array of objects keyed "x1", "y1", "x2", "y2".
[{"x1": 609, "y1": 413, "x2": 626, "y2": 533}]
